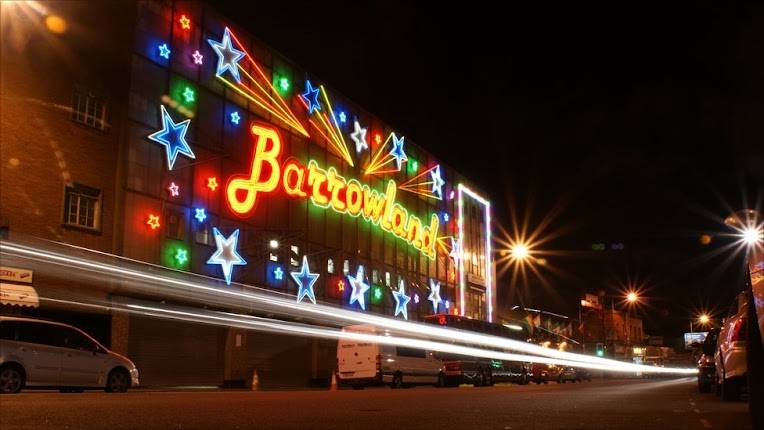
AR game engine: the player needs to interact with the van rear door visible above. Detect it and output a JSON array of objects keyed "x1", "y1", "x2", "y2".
[{"x1": 337, "y1": 338, "x2": 378, "y2": 380}]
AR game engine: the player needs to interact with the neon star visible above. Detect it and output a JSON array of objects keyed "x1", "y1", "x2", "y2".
[
  {"x1": 291, "y1": 256, "x2": 319, "y2": 304},
  {"x1": 230, "y1": 111, "x2": 240, "y2": 125},
  {"x1": 192, "y1": 50, "x2": 203, "y2": 65},
  {"x1": 158, "y1": 43, "x2": 171, "y2": 59},
  {"x1": 167, "y1": 182, "x2": 179, "y2": 197},
  {"x1": 175, "y1": 249, "x2": 188, "y2": 265},
  {"x1": 389, "y1": 133, "x2": 407, "y2": 170},
  {"x1": 194, "y1": 208, "x2": 207, "y2": 223},
  {"x1": 207, "y1": 227, "x2": 246, "y2": 285},
  {"x1": 179, "y1": 14, "x2": 191, "y2": 30},
  {"x1": 182, "y1": 86, "x2": 195, "y2": 103},
  {"x1": 207, "y1": 177, "x2": 218, "y2": 191},
  {"x1": 207, "y1": 27, "x2": 245, "y2": 83},
  {"x1": 392, "y1": 279, "x2": 411, "y2": 319},
  {"x1": 428, "y1": 279, "x2": 443, "y2": 313},
  {"x1": 273, "y1": 266, "x2": 284, "y2": 280},
  {"x1": 347, "y1": 265, "x2": 370, "y2": 310},
  {"x1": 301, "y1": 80, "x2": 321, "y2": 114},
  {"x1": 338, "y1": 112, "x2": 347, "y2": 123},
  {"x1": 449, "y1": 237, "x2": 461, "y2": 262},
  {"x1": 147, "y1": 105, "x2": 195, "y2": 170},
  {"x1": 147, "y1": 214, "x2": 160, "y2": 230},
  {"x1": 430, "y1": 165, "x2": 445, "y2": 199},
  {"x1": 350, "y1": 120, "x2": 368, "y2": 154}
]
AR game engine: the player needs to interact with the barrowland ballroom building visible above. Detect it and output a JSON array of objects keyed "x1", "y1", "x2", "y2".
[{"x1": 0, "y1": 1, "x2": 495, "y2": 387}]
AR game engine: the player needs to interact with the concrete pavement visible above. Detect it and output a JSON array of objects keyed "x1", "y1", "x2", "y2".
[{"x1": 0, "y1": 377, "x2": 751, "y2": 430}]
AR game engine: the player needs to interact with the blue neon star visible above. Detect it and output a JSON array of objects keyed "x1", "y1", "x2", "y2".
[
  {"x1": 389, "y1": 133, "x2": 408, "y2": 170},
  {"x1": 158, "y1": 43, "x2": 171, "y2": 59},
  {"x1": 347, "y1": 265, "x2": 370, "y2": 310},
  {"x1": 207, "y1": 228, "x2": 246, "y2": 285},
  {"x1": 230, "y1": 111, "x2": 240, "y2": 125},
  {"x1": 194, "y1": 208, "x2": 207, "y2": 223},
  {"x1": 147, "y1": 105, "x2": 195, "y2": 170},
  {"x1": 291, "y1": 256, "x2": 319, "y2": 304},
  {"x1": 392, "y1": 279, "x2": 411, "y2": 319},
  {"x1": 430, "y1": 165, "x2": 445, "y2": 199},
  {"x1": 301, "y1": 80, "x2": 321, "y2": 114},
  {"x1": 338, "y1": 111, "x2": 347, "y2": 123},
  {"x1": 273, "y1": 266, "x2": 284, "y2": 280},
  {"x1": 427, "y1": 279, "x2": 442, "y2": 313},
  {"x1": 208, "y1": 27, "x2": 245, "y2": 83}
]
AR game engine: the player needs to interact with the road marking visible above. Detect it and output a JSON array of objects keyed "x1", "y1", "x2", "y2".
[
  {"x1": 699, "y1": 418, "x2": 712, "y2": 428},
  {"x1": 693, "y1": 408, "x2": 701, "y2": 414}
]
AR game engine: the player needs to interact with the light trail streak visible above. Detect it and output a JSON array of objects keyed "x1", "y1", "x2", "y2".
[
  {"x1": 39, "y1": 296, "x2": 695, "y2": 374},
  {"x1": 0, "y1": 240, "x2": 696, "y2": 374}
]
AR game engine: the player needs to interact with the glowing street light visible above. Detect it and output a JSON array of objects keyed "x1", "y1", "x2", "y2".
[
  {"x1": 626, "y1": 291, "x2": 639, "y2": 304},
  {"x1": 510, "y1": 243, "x2": 530, "y2": 261},
  {"x1": 742, "y1": 226, "x2": 763, "y2": 246},
  {"x1": 698, "y1": 314, "x2": 710, "y2": 325}
]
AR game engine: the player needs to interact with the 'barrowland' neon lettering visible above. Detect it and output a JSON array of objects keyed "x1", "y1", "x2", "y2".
[{"x1": 226, "y1": 123, "x2": 439, "y2": 259}]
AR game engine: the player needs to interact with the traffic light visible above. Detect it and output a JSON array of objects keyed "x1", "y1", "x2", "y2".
[{"x1": 596, "y1": 343, "x2": 605, "y2": 357}]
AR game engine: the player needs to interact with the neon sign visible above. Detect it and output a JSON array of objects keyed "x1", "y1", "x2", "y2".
[{"x1": 225, "y1": 123, "x2": 440, "y2": 259}]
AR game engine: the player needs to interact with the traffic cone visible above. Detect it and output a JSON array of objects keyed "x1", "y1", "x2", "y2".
[
  {"x1": 251, "y1": 369, "x2": 259, "y2": 391},
  {"x1": 330, "y1": 372, "x2": 338, "y2": 391}
]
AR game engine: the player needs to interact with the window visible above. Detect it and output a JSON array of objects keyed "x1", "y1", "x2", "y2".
[
  {"x1": 17, "y1": 322, "x2": 59, "y2": 347},
  {"x1": 396, "y1": 346, "x2": 426, "y2": 358},
  {"x1": 71, "y1": 85, "x2": 108, "y2": 130},
  {"x1": 327, "y1": 258, "x2": 335, "y2": 274},
  {"x1": 59, "y1": 327, "x2": 97, "y2": 351},
  {"x1": 64, "y1": 184, "x2": 101, "y2": 230},
  {"x1": 385, "y1": 272, "x2": 391, "y2": 287},
  {"x1": 343, "y1": 260, "x2": 350, "y2": 275},
  {"x1": 165, "y1": 209, "x2": 185, "y2": 240},
  {"x1": 290, "y1": 245, "x2": 300, "y2": 266},
  {"x1": 0, "y1": 321, "x2": 19, "y2": 341},
  {"x1": 372, "y1": 269, "x2": 379, "y2": 284},
  {"x1": 195, "y1": 223, "x2": 211, "y2": 245}
]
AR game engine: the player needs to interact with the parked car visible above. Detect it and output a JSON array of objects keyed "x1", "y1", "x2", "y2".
[
  {"x1": 556, "y1": 366, "x2": 579, "y2": 383},
  {"x1": 715, "y1": 292, "x2": 748, "y2": 400},
  {"x1": 531, "y1": 363, "x2": 549, "y2": 384},
  {"x1": 336, "y1": 324, "x2": 444, "y2": 389},
  {"x1": 0, "y1": 316, "x2": 139, "y2": 394},
  {"x1": 697, "y1": 328, "x2": 719, "y2": 393}
]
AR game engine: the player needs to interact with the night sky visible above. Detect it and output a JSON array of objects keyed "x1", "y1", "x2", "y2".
[{"x1": 217, "y1": 1, "x2": 763, "y2": 338}]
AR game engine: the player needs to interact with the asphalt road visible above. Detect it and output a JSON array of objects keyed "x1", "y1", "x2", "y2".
[{"x1": 0, "y1": 378, "x2": 751, "y2": 430}]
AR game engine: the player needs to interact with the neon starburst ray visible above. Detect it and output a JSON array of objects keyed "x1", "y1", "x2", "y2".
[
  {"x1": 364, "y1": 132, "x2": 406, "y2": 175},
  {"x1": 210, "y1": 28, "x2": 309, "y2": 138},
  {"x1": 297, "y1": 86, "x2": 354, "y2": 167},
  {"x1": 398, "y1": 164, "x2": 444, "y2": 200},
  {"x1": 436, "y1": 236, "x2": 455, "y2": 255}
]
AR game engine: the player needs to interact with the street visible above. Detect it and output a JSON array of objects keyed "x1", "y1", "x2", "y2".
[{"x1": 0, "y1": 378, "x2": 751, "y2": 430}]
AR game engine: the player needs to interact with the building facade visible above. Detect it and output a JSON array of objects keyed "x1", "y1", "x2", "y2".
[{"x1": 0, "y1": 1, "x2": 495, "y2": 387}]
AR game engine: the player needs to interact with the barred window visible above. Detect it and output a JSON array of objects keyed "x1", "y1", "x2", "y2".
[
  {"x1": 71, "y1": 86, "x2": 108, "y2": 130},
  {"x1": 64, "y1": 184, "x2": 101, "y2": 230}
]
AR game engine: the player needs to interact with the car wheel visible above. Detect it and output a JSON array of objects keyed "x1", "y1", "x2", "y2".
[
  {"x1": 391, "y1": 372, "x2": 403, "y2": 389},
  {"x1": 721, "y1": 377, "x2": 739, "y2": 401},
  {"x1": 484, "y1": 370, "x2": 493, "y2": 387},
  {"x1": 105, "y1": 368, "x2": 130, "y2": 393},
  {"x1": 0, "y1": 364, "x2": 24, "y2": 394}
]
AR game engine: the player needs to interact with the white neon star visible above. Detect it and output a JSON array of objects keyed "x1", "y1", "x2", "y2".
[
  {"x1": 449, "y1": 237, "x2": 461, "y2": 263},
  {"x1": 430, "y1": 165, "x2": 445, "y2": 200},
  {"x1": 207, "y1": 27, "x2": 245, "y2": 83},
  {"x1": 348, "y1": 265, "x2": 371, "y2": 310},
  {"x1": 350, "y1": 120, "x2": 368, "y2": 154},
  {"x1": 427, "y1": 279, "x2": 442, "y2": 313},
  {"x1": 207, "y1": 228, "x2": 246, "y2": 285}
]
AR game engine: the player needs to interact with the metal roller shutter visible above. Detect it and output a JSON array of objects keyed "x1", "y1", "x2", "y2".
[{"x1": 128, "y1": 316, "x2": 225, "y2": 386}]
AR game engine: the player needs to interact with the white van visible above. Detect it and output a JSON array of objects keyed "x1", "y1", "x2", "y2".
[{"x1": 336, "y1": 324, "x2": 445, "y2": 389}]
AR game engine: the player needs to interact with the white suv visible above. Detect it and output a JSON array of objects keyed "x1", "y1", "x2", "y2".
[
  {"x1": 715, "y1": 292, "x2": 747, "y2": 401},
  {"x1": 0, "y1": 316, "x2": 139, "y2": 394}
]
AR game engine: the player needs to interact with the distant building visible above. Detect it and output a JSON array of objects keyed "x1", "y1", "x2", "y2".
[{"x1": 580, "y1": 294, "x2": 644, "y2": 358}]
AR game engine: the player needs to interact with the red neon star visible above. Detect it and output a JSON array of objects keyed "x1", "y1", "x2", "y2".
[
  {"x1": 167, "y1": 182, "x2": 180, "y2": 197},
  {"x1": 179, "y1": 14, "x2": 191, "y2": 30},
  {"x1": 207, "y1": 177, "x2": 218, "y2": 191},
  {"x1": 147, "y1": 214, "x2": 161, "y2": 230}
]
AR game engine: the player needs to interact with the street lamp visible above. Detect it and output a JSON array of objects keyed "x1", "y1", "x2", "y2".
[
  {"x1": 698, "y1": 314, "x2": 710, "y2": 325},
  {"x1": 510, "y1": 243, "x2": 530, "y2": 261},
  {"x1": 626, "y1": 291, "x2": 639, "y2": 304}
]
